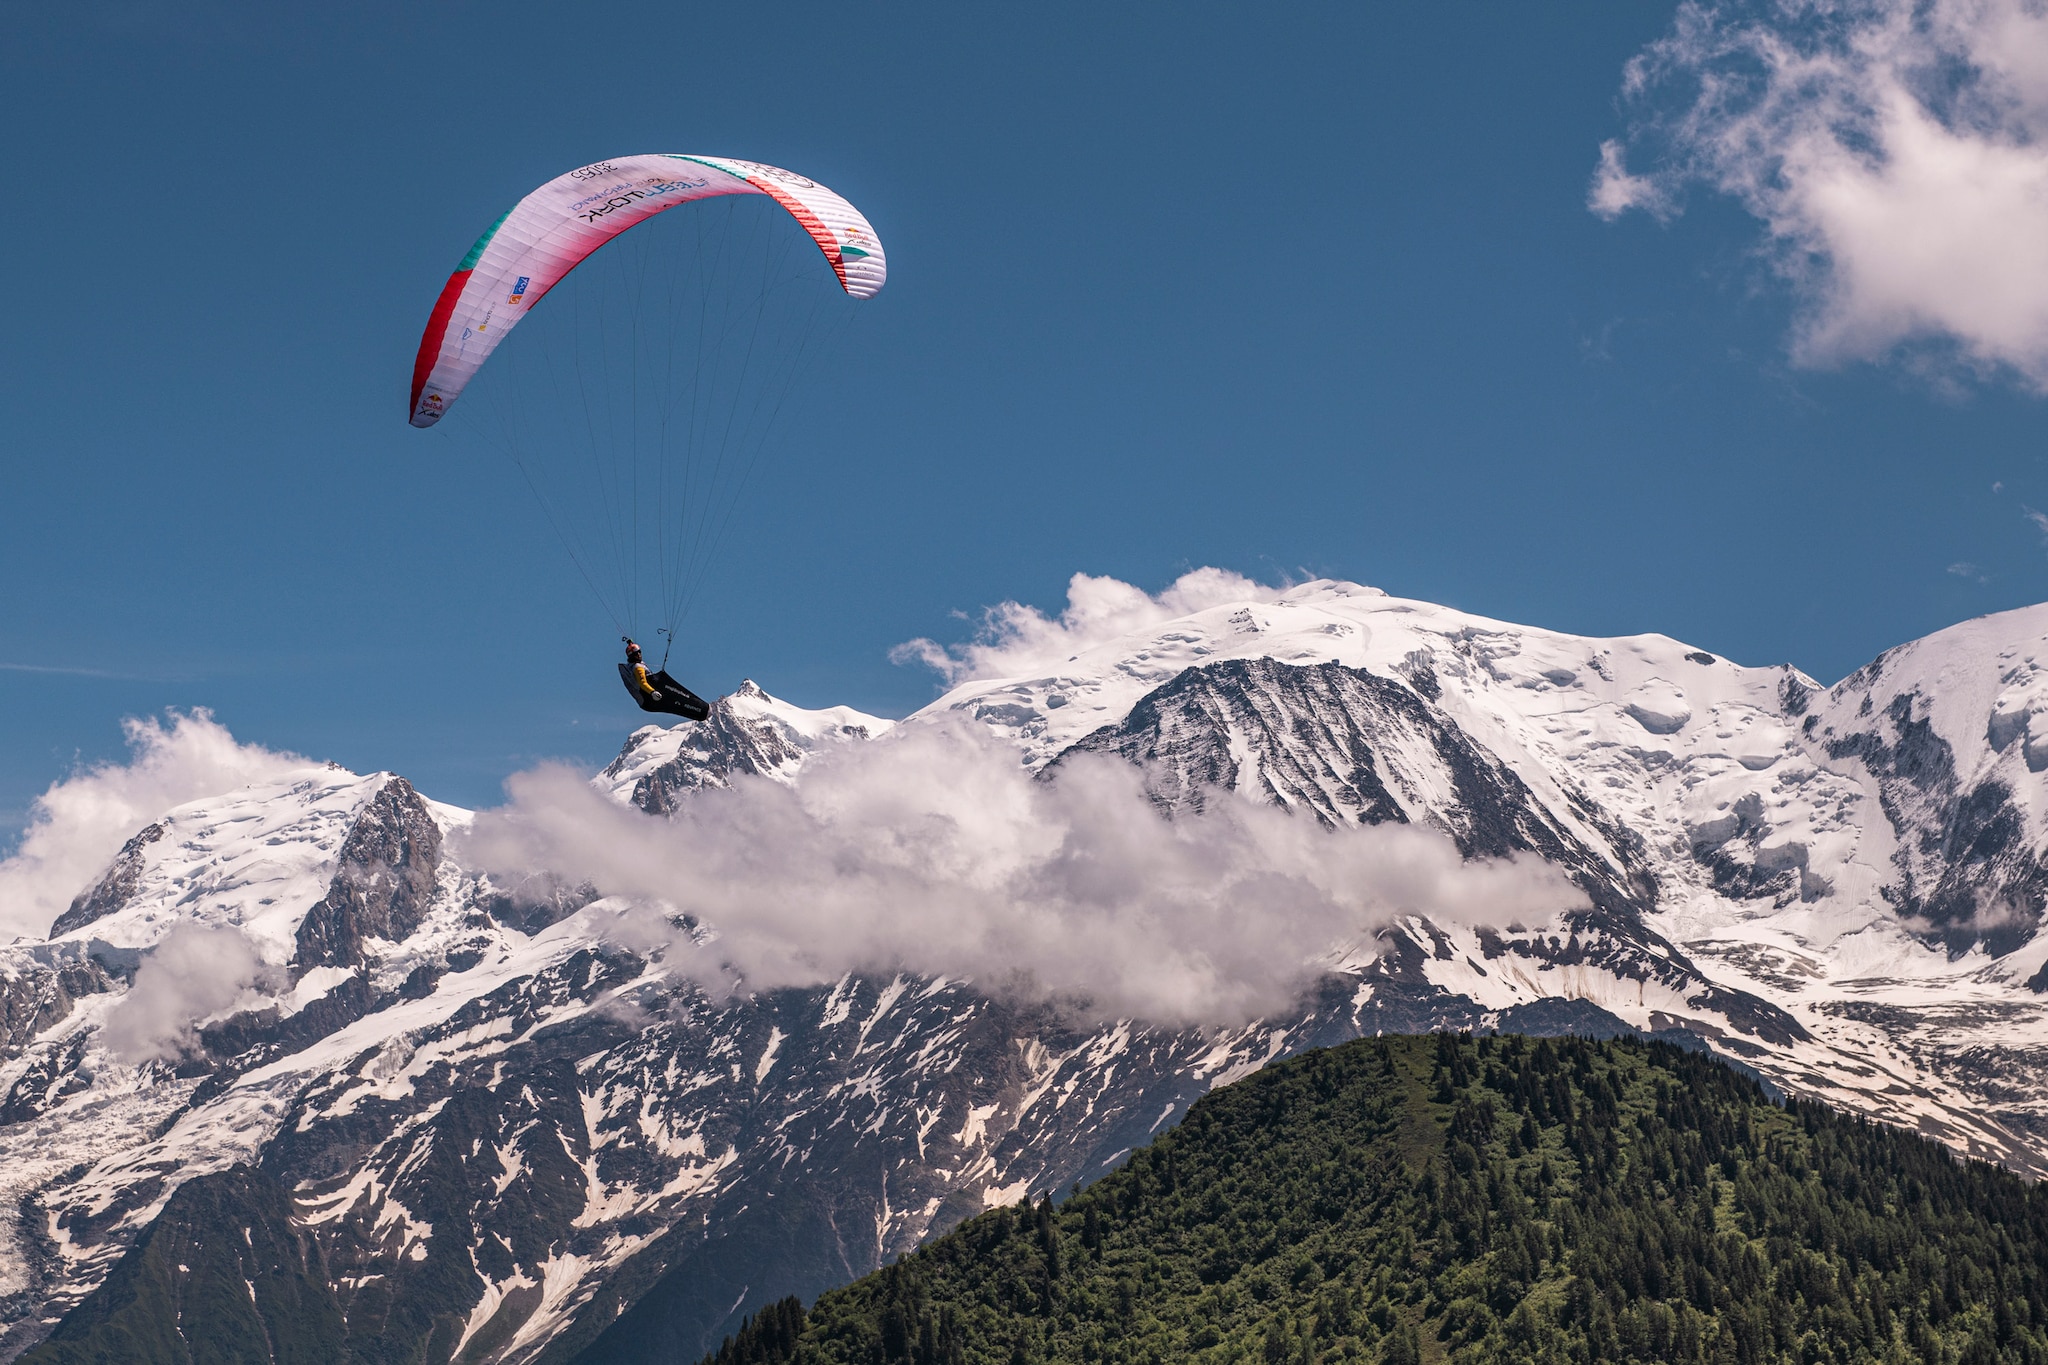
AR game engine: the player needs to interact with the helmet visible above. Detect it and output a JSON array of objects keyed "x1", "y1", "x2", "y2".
[{"x1": 624, "y1": 640, "x2": 643, "y2": 658}]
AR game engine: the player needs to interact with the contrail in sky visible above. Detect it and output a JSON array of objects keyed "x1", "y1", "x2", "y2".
[{"x1": 0, "y1": 662, "x2": 166, "y2": 680}]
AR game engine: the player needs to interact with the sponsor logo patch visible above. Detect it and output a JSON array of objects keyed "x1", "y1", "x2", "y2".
[
  {"x1": 726, "y1": 159, "x2": 817, "y2": 189},
  {"x1": 509, "y1": 275, "x2": 530, "y2": 304},
  {"x1": 574, "y1": 177, "x2": 707, "y2": 224}
]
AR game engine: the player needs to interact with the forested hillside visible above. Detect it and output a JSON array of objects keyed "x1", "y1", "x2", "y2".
[{"x1": 695, "y1": 1034, "x2": 2048, "y2": 1365}]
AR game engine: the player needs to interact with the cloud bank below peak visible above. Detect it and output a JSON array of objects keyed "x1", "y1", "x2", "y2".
[
  {"x1": 464, "y1": 720, "x2": 1583, "y2": 1028},
  {"x1": 1596, "y1": 0, "x2": 2048, "y2": 388}
]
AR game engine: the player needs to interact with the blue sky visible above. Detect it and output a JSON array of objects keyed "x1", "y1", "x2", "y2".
[{"x1": 6, "y1": 0, "x2": 2048, "y2": 823}]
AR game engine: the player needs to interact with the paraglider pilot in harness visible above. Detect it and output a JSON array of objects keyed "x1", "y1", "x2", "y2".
[{"x1": 619, "y1": 639, "x2": 711, "y2": 722}]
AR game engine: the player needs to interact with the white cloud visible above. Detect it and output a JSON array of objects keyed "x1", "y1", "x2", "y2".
[
  {"x1": 462, "y1": 720, "x2": 1583, "y2": 1028},
  {"x1": 0, "y1": 712, "x2": 307, "y2": 940},
  {"x1": 1600, "y1": 0, "x2": 2048, "y2": 386},
  {"x1": 101, "y1": 923, "x2": 271, "y2": 1063},
  {"x1": 892, "y1": 567, "x2": 1284, "y2": 685},
  {"x1": 1590, "y1": 139, "x2": 1672, "y2": 219}
]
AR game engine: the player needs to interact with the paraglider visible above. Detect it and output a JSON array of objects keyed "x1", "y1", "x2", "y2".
[
  {"x1": 407, "y1": 154, "x2": 886, "y2": 720},
  {"x1": 619, "y1": 638, "x2": 709, "y2": 721}
]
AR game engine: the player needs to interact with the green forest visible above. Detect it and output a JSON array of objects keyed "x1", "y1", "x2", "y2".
[{"x1": 701, "y1": 1033, "x2": 2048, "y2": 1365}]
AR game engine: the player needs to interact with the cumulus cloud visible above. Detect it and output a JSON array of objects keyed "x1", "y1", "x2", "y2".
[
  {"x1": 1597, "y1": 0, "x2": 2048, "y2": 386},
  {"x1": 101, "y1": 923, "x2": 271, "y2": 1063},
  {"x1": 0, "y1": 711, "x2": 307, "y2": 940},
  {"x1": 462, "y1": 721, "x2": 1583, "y2": 1027},
  {"x1": 892, "y1": 568, "x2": 1285, "y2": 686}
]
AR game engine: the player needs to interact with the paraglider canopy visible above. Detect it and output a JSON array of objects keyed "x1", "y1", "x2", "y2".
[{"x1": 409, "y1": 154, "x2": 885, "y2": 428}]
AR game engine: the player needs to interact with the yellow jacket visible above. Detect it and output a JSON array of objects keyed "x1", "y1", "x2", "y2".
[{"x1": 630, "y1": 662, "x2": 658, "y2": 698}]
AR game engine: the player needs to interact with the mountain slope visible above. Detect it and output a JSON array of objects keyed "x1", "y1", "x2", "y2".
[
  {"x1": 4, "y1": 585, "x2": 2048, "y2": 1360},
  {"x1": 699, "y1": 1033, "x2": 2048, "y2": 1365},
  {"x1": 22, "y1": 1166, "x2": 344, "y2": 1365}
]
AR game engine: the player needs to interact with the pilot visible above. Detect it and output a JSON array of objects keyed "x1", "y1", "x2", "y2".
[{"x1": 624, "y1": 639, "x2": 660, "y2": 703}]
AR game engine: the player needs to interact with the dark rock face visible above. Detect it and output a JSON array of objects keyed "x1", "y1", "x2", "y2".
[
  {"x1": 481, "y1": 875, "x2": 599, "y2": 936},
  {"x1": 616, "y1": 682, "x2": 879, "y2": 814},
  {"x1": 1779, "y1": 669, "x2": 1815, "y2": 716},
  {"x1": 1688, "y1": 793, "x2": 1831, "y2": 906},
  {"x1": 195, "y1": 977, "x2": 374, "y2": 1086},
  {"x1": 18, "y1": 1165, "x2": 344, "y2": 1365},
  {"x1": 0, "y1": 957, "x2": 111, "y2": 1057},
  {"x1": 631, "y1": 715, "x2": 799, "y2": 814},
  {"x1": 294, "y1": 777, "x2": 443, "y2": 971},
  {"x1": 1, "y1": 1036, "x2": 93, "y2": 1125},
  {"x1": 1826, "y1": 689, "x2": 2048, "y2": 956},
  {"x1": 1054, "y1": 658, "x2": 1656, "y2": 915},
  {"x1": 1054, "y1": 659, "x2": 1414, "y2": 827},
  {"x1": 47, "y1": 825, "x2": 163, "y2": 939}
]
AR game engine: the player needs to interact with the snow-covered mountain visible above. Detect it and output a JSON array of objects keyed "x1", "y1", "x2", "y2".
[
  {"x1": 6, "y1": 578, "x2": 2048, "y2": 1363},
  {"x1": 599, "y1": 678, "x2": 892, "y2": 814},
  {"x1": 935, "y1": 584, "x2": 2048, "y2": 1151}
]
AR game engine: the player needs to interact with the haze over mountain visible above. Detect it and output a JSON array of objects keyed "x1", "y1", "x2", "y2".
[{"x1": 1, "y1": 571, "x2": 2047, "y2": 1361}]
